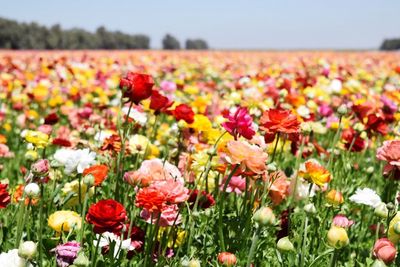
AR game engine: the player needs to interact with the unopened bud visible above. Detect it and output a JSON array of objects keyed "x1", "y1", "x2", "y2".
[
  {"x1": 24, "y1": 183, "x2": 40, "y2": 198},
  {"x1": 73, "y1": 252, "x2": 90, "y2": 267},
  {"x1": 371, "y1": 259, "x2": 387, "y2": 267},
  {"x1": 217, "y1": 252, "x2": 237, "y2": 266},
  {"x1": 374, "y1": 202, "x2": 388, "y2": 218},
  {"x1": 337, "y1": 104, "x2": 348, "y2": 116},
  {"x1": 366, "y1": 166, "x2": 375, "y2": 174},
  {"x1": 327, "y1": 226, "x2": 349, "y2": 249},
  {"x1": 393, "y1": 222, "x2": 400, "y2": 235},
  {"x1": 253, "y1": 206, "x2": 276, "y2": 226},
  {"x1": 304, "y1": 203, "x2": 317, "y2": 214},
  {"x1": 83, "y1": 174, "x2": 95, "y2": 186},
  {"x1": 18, "y1": 241, "x2": 37, "y2": 260},
  {"x1": 277, "y1": 236, "x2": 295, "y2": 252}
]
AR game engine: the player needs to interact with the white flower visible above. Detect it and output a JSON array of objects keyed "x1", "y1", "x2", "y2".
[
  {"x1": 349, "y1": 188, "x2": 382, "y2": 208},
  {"x1": 53, "y1": 148, "x2": 96, "y2": 174},
  {"x1": 122, "y1": 106, "x2": 147, "y2": 126},
  {"x1": 94, "y1": 232, "x2": 134, "y2": 258},
  {"x1": 94, "y1": 130, "x2": 113, "y2": 144},
  {"x1": 24, "y1": 183, "x2": 40, "y2": 198},
  {"x1": 296, "y1": 105, "x2": 310, "y2": 119},
  {"x1": 0, "y1": 249, "x2": 31, "y2": 267},
  {"x1": 327, "y1": 79, "x2": 342, "y2": 94}
]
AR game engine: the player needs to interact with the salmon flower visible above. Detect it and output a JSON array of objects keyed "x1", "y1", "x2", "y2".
[
  {"x1": 225, "y1": 140, "x2": 268, "y2": 174},
  {"x1": 299, "y1": 159, "x2": 331, "y2": 186},
  {"x1": 260, "y1": 108, "x2": 300, "y2": 143},
  {"x1": 376, "y1": 140, "x2": 400, "y2": 180}
]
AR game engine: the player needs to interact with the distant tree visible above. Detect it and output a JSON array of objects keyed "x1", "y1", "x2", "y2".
[
  {"x1": 185, "y1": 39, "x2": 209, "y2": 50},
  {"x1": 0, "y1": 17, "x2": 151, "y2": 50},
  {"x1": 162, "y1": 34, "x2": 180, "y2": 50},
  {"x1": 380, "y1": 38, "x2": 400, "y2": 50}
]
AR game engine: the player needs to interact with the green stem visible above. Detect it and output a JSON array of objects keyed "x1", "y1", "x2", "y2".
[
  {"x1": 246, "y1": 227, "x2": 261, "y2": 267},
  {"x1": 329, "y1": 249, "x2": 338, "y2": 267}
]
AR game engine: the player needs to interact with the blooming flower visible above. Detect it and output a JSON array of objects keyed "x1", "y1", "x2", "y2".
[
  {"x1": 0, "y1": 249, "x2": 31, "y2": 267},
  {"x1": 298, "y1": 159, "x2": 331, "y2": 186},
  {"x1": 377, "y1": 140, "x2": 400, "y2": 179},
  {"x1": 22, "y1": 130, "x2": 50, "y2": 148},
  {"x1": 135, "y1": 187, "x2": 167, "y2": 212},
  {"x1": 82, "y1": 164, "x2": 108, "y2": 186},
  {"x1": 51, "y1": 241, "x2": 80, "y2": 267},
  {"x1": 222, "y1": 106, "x2": 256, "y2": 140},
  {"x1": 332, "y1": 214, "x2": 354, "y2": 228},
  {"x1": 260, "y1": 108, "x2": 300, "y2": 143},
  {"x1": 225, "y1": 140, "x2": 268, "y2": 174},
  {"x1": 53, "y1": 148, "x2": 96, "y2": 174},
  {"x1": 0, "y1": 183, "x2": 11, "y2": 208},
  {"x1": 219, "y1": 175, "x2": 246, "y2": 194},
  {"x1": 140, "y1": 204, "x2": 181, "y2": 226},
  {"x1": 48, "y1": 210, "x2": 81, "y2": 232},
  {"x1": 171, "y1": 104, "x2": 195, "y2": 124},
  {"x1": 373, "y1": 238, "x2": 397, "y2": 264},
  {"x1": 86, "y1": 199, "x2": 127, "y2": 234},
  {"x1": 120, "y1": 72, "x2": 154, "y2": 104},
  {"x1": 94, "y1": 232, "x2": 135, "y2": 258},
  {"x1": 349, "y1": 188, "x2": 382, "y2": 208}
]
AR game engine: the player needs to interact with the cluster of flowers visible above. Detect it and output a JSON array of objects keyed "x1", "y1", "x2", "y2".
[{"x1": 0, "y1": 51, "x2": 399, "y2": 266}]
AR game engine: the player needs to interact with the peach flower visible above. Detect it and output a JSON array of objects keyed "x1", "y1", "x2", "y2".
[{"x1": 225, "y1": 140, "x2": 268, "y2": 174}]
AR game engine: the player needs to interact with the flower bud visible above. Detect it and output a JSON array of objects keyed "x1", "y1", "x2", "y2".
[
  {"x1": 327, "y1": 226, "x2": 349, "y2": 249},
  {"x1": 373, "y1": 238, "x2": 397, "y2": 265},
  {"x1": 207, "y1": 148, "x2": 217, "y2": 156},
  {"x1": 24, "y1": 183, "x2": 40, "y2": 198},
  {"x1": 18, "y1": 241, "x2": 37, "y2": 260},
  {"x1": 253, "y1": 206, "x2": 276, "y2": 226},
  {"x1": 187, "y1": 259, "x2": 201, "y2": 267},
  {"x1": 371, "y1": 259, "x2": 387, "y2": 267},
  {"x1": 25, "y1": 150, "x2": 38, "y2": 161},
  {"x1": 386, "y1": 203, "x2": 395, "y2": 211},
  {"x1": 267, "y1": 163, "x2": 277, "y2": 172},
  {"x1": 393, "y1": 222, "x2": 400, "y2": 235},
  {"x1": 304, "y1": 203, "x2": 317, "y2": 214},
  {"x1": 217, "y1": 252, "x2": 237, "y2": 266},
  {"x1": 366, "y1": 166, "x2": 375, "y2": 174},
  {"x1": 326, "y1": 189, "x2": 344, "y2": 206},
  {"x1": 83, "y1": 174, "x2": 95, "y2": 186},
  {"x1": 277, "y1": 236, "x2": 295, "y2": 252},
  {"x1": 374, "y1": 203, "x2": 388, "y2": 218},
  {"x1": 337, "y1": 104, "x2": 348, "y2": 116},
  {"x1": 73, "y1": 252, "x2": 90, "y2": 267}
]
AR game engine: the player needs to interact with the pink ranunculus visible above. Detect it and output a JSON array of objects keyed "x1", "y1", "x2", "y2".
[
  {"x1": 376, "y1": 140, "x2": 400, "y2": 179},
  {"x1": 220, "y1": 175, "x2": 246, "y2": 194},
  {"x1": 38, "y1": 124, "x2": 53, "y2": 135},
  {"x1": 373, "y1": 238, "x2": 397, "y2": 264},
  {"x1": 31, "y1": 159, "x2": 50, "y2": 176},
  {"x1": 318, "y1": 104, "x2": 333, "y2": 117},
  {"x1": 51, "y1": 241, "x2": 81, "y2": 267},
  {"x1": 150, "y1": 179, "x2": 189, "y2": 204},
  {"x1": 222, "y1": 106, "x2": 256, "y2": 140},
  {"x1": 140, "y1": 204, "x2": 181, "y2": 227},
  {"x1": 0, "y1": 144, "x2": 14, "y2": 158},
  {"x1": 332, "y1": 214, "x2": 354, "y2": 228},
  {"x1": 160, "y1": 80, "x2": 177, "y2": 94}
]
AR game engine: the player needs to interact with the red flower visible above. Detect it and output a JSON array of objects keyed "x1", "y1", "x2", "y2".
[
  {"x1": 135, "y1": 187, "x2": 166, "y2": 212},
  {"x1": 365, "y1": 114, "x2": 389, "y2": 136},
  {"x1": 222, "y1": 107, "x2": 255, "y2": 140},
  {"x1": 86, "y1": 199, "x2": 127, "y2": 234},
  {"x1": 44, "y1": 113, "x2": 59, "y2": 125},
  {"x1": 187, "y1": 189, "x2": 215, "y2": 209},
  {"x1": 150, "y1": 90, "x2": 173, "y2": 114},
  {"x1": 0, "y1": 183, "x2": 11, "y2": 208},
  {"x1": 120, "y1": 72, "x2": 154, "y2": 104},
  {"x1": 171, "y1": 104, "x2": 195, "y2": 124},
  {"x1": 83, "y1": 164, "x2": 109, "y2": 186},
  {"x1": 52, "y1": 138, "x2": 72, "y2": 147},
  {"x1": 260, "y1": 108, "x2": 300, "y2": 143},
  {"x1": 342, "y1": 129, "x2": 366, "y2": 152}
]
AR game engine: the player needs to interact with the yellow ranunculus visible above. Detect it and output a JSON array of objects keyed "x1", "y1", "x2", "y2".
[
  {"x1": 327, "y1": 226, "x2": 349, "y2": 248},
  {"x1": 23, "y1": 130, "x2": 50, "y2": 148},
  {"x1": 61, "y1": 180, "x2": 94, "y2": 207},
  {"x1": 388, "y1": 212, "x2": 400, "y2": 244},
  {"x1": 48, "y1": 211, "x2": 81, "y2": 232}
]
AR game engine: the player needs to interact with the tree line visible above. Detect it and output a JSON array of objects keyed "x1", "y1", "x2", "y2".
[
  {"x1": 380, "y1": 38, "x2": 400, "y2": 51},
  {"x1": 0, "y1": 17, "x2": 209, "y2": 50}
]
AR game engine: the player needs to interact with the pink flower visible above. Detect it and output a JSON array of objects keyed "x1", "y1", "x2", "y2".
[
  {"x1": 373, "y1": 238, "x2": 397, "y2": 264},
  {"x1": 226, "y1": 140, "x2": 268, "y2": 174},
  {"x1": 38, "y1": 124, "x2": 53, "y2": 135},
  {"x1": 222, "y1": 107, "x2": 256, "y2": 140},
  {"x1": 149, "y1": 179, "x2": 189, "y2": 204},
  {"x1": 160, "y1": 80, "x2": 177, "y2": 94},
  {"x1": 140, "y1": 204, "x2": 181, "y2": 226},
  {"x1": 377, "y1": 140, "x2": 400, "y2": 179},
  {"x1": 51, "y1": 241, "x2": 80, "y2": 267},
  {"x1": 220, "y1": 175, "x2": 246, "y2": 194},
  {"x1": 31, "y1": 159, "x2": 50, "y2": 176},
  {"x1": 318, "y1": 104, "x2": 333, "y2": 117},
  {"x1": 332, "y1": 214, "x2": 354, "y2": 228},
  {"x1": 0, "y1": 144, "x2": 14, "y2": 158}
]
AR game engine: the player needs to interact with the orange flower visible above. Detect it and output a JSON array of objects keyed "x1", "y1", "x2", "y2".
[
  {"x1": 226, "y1": 140, "x2": 268, "y2": 174},
  {"x1": 326, "y1": 189, "x2": 344, "y2": 206},
  {"x1": 268, "y1": 171, "x2": 290, "y2": 205},
  {"x1": 260, "y1": 108, "x2": 300, "y2": 143},
  {"x1": 299, "y1": 159, "x2": 331, "y2": 186},
  {"x1": 12, "y1": 185, "x2": 38, "y2": 206},
  {"x1": 83, "y1": 165, "x2": 109, "y2": 186}
]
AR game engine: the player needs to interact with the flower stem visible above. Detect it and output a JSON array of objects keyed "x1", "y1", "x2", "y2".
[{"x1": 246, "y1": 226, "x2": 261, "y2": 267}]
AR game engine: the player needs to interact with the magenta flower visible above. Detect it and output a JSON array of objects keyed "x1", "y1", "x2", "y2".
[
  {"x1": 377, "y1": 140, "x2": 400, "y2": 180},
  {"x1": 52, "y1": 241, "x2": 80, "y2": 267},
  {"x1": 222, "y1": 107, "x2": 255, "y2": 140}
]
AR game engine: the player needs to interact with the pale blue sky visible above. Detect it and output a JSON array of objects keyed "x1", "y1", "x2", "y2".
[{"x1": 1, "y1": 0, "x2": 399, "y2": 49}]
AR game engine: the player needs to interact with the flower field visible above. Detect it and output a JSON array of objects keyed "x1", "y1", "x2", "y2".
[{"x1": 0, "y1": 50, "x2": 400, "y2": 266}]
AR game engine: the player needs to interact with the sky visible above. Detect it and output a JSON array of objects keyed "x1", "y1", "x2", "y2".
[{"x1": 1, "y1": 0, "x2": 399, "y2": 50}]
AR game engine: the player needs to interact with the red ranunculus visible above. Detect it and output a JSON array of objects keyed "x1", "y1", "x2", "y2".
[
  {"x1": 86, "y1": 199, "x2": 127, "y2": 234},
  {"x1": 135, "y1": 187, "x2": 166, "y2": 212},
  {"x1": 260, "y1": 108, "x2": 300, "y2": 143},
  {"x1": 150, "y1": 90, "x2": 173, "y2": 114},
  {"x1": 0, "y1": 183, "x2": 11, "y2": 208},
  {"x1": 120, "y1": 72, "x2": 154, "y2": 104},
  {"x1": 171, "y1": 104, "x2": 195, "y2": 124}
]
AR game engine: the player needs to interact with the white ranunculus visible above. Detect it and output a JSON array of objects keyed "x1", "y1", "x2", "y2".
[
  {"x1": 349, "y1": 188, "x2": 382, "y2": 208},
  {"x1": 122, "y1": 106, "x2": 147, "y2": 126},
  {"x1": 0, "y1": 249, "x2": 31, "y2": 267},
  {"x1": 94, "y1": 232, "x2": 134, "y2": 258},
  {"x1": 53, "y1": 148, "x2": 96, "y2": 174}
]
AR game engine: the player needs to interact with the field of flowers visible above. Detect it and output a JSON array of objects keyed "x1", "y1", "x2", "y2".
[{"x1": 0, "y1": 50, "x2": 400, "y2": 266}]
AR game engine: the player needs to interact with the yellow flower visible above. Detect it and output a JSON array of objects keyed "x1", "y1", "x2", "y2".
[
  {"x1": 299, "y1": 159, "x2": 331, "y2": 186},
  {"x1": 129, "y1": 134, "x2": 150, "y2": 155},
  {"x1": 190, "y1": 114, "x2": 212, "y2": 133},
  {"x1": 48, "y1": 211, "x2": 81, "y2": 232},
  {"x1": 61, "y1": 180, "x2": 94, "y2": 207},
  {"x1": 388, "y1": 212, "x2": 400, "y2": 244},
  {"x1": 326, "y1": 189, "x2": 344, "y2": 206},
  {"x1": 23, "y1": 130, "x2": 50, "y2": 148},
  {"x1": 327, "y1": 226, "x2": 349, "y2": 248}
]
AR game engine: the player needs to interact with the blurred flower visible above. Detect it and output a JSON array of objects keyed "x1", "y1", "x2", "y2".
[
  {"x1": 22, "y1": 130, "x2": 50, "y2": 148},
  {"x1": 150, "y1": 179, "x2": 189, "y2": 204},
  {"x1": 48, "y1": 210, "x2": 81, "y2": 232},
  {"x1": 373, "y1": 238, "x2": 397, "y2": 265},
  {"x1": 277, "y1": 236, "x2": 295, "y2": 252},
  {"x1": 253, "y1": 206, "x2": 276, "y2": 226},
  {"x1": 150, "y1": 90, "x2": 173, "y2": 114},
  {"x1": 220, "y1": 175, "x2": 246, "y2": 194},
  {"x1": 24, "y1": 183, "x2": 40, "y2": 198},
  {"x1": 18, "y1": 241, "x2": 37, "y2": 260},
  {"x1": 327, "y1": 226, "x2": 349, "y2": 248},
  {"x1": 217, "y1": 252, "x2": 237, "y2": 266},
  {"x1": 171, "y1": 104, "x2": 195, "y2": 124},
  {"x1": 0, "y1": 183, "x2": 11, "y2": 208},
  {"x1": 349, "y1": 188, "x2": 382, "y2": 208},
  {"x1": 187, "y1": 189, "x2": 215, "y2": 209},
  {"x1": 0, "y1": 249, "x2": 31, "y2": 267},
  {"x1": 94, "y1": 232, "x2": 134, "y2": 258},
  {"x1": 332, "y1": 214, "x2": 354, "y2": 228},
  {"x1": 31, "y1": 159, "x2": 50, "y2": 177},
  {"x1": 377, "y1": 140, "x2": 400, "y2": 180},
  {"x1": 61, "y1": 180, "x2": 93, "y2": 207},
  {"x1": 52, "y1": 241, "x2": 80, "y2": 267},
  {"x1": 326, "y1": 189, "x2": 344, "y2": 206}
]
